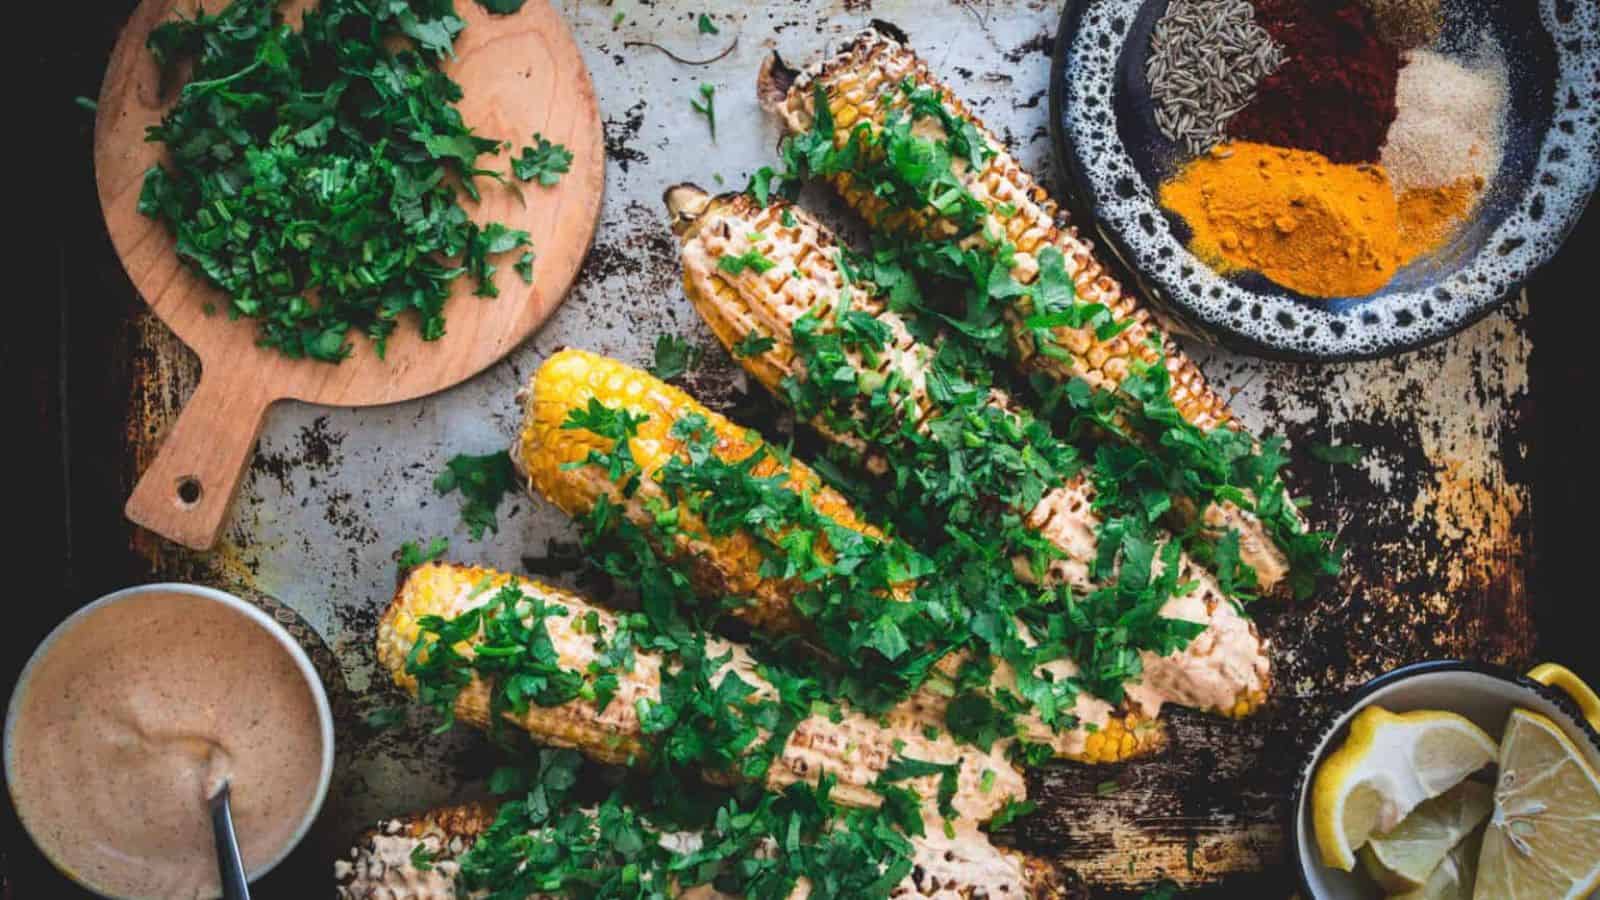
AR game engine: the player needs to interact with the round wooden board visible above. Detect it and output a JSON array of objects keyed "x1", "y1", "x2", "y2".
[{"x1": 94, "y1": 0, "x2": 604, "y2": 550}]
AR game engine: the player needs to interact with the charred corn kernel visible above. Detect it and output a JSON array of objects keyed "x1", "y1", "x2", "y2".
[
  {"x1": 337, "y1": 802, "x2": 1063, "y2": 900},
  {"x1": 379, "y1": 561, "x2": 1024, "y2": 824},
  {"x1": 514, "y1": 348, "x2": 899, "y2": 635},
  {"x1": 761, "y1": 26, "x2": 1300, "y2": 592},
  {"x1": 668, "y1": 187, "x2": 1272, "y2": 726}
]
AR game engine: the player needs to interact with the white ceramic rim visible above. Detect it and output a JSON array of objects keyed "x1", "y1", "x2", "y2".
[
  {"x1": 3, "y1": 582, "x2": 337, "y2": 899},
  {"x1": 1289, "y1": 659, "x2": 1600, "y2": 899}
]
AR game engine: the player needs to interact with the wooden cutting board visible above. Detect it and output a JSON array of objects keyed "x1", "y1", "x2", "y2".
[{"x1": 94, "y1": 0, "x2": 604, "y2": 550}]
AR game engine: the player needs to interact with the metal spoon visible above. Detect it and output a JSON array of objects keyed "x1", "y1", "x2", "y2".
[{"x1": 208, "y1": 782, "x2": 252, "y2": 900}]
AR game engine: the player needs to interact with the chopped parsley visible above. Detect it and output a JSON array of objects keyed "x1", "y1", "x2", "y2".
[
  {"x1": 691, "y1": 82, "x2": 717, "y2": 141},
  {"x1": 697, "y1": 13, "x2": 718, "y2": 34},
  {"x1": 138, "y1": 0, "x2": 541, "y2": 362},
  {"x1": 511, "y1": 134, "x2": 573, "y2": 186},
  {"x1": 718, "y1": 249, "x2": 776, "y2": 275},
  {"x1": 648, "y1": 334, "x2": 701, "y2": 381},
  {"x1": 435, "y1": 451, "x2": 518, "y2": 539},
  {"x1": 1309, "y1": 441, "x2": 1362, "y2": 466},
  {"x1": 398, "y1": 536, "x2": 450, "y2": 570},
  {"x1": 731, "y1": 331, "x2": 777, "y2": 358}
]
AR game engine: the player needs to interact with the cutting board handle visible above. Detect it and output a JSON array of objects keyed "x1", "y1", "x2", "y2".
[{"x1": 125, "y1": 371, "x2": 276, "y2": 551}]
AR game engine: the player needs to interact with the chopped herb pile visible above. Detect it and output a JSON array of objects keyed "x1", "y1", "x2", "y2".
[{"x1": 138, "y1": 0, "x2": 546, "y2": 362}]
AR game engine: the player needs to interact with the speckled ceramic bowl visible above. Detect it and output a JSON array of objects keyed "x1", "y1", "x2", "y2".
[
  {"x1": 4, "y1": 583, "x2": 337, "y2": 899},
  {"x1": 1290, "y1": 660, "x2": 1600, "y2": 899},
  {"x1": 1050, "y1": 0, "x2": 1600, "y2": 361}
]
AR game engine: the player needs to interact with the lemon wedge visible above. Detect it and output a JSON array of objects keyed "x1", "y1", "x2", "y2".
[
  {"x1": 1390, "y1": 825, "x2": 1484, "y2": 900},
  {"x1": 1313, "y1": 706, "x2": 1497, "y2": 870},
  {"x1": 1473, "y1": 708, "x2": 1600, "y2": 900},
  {"x1": 1360, "y1": 779, "x2": 1492, "y2": 891}
]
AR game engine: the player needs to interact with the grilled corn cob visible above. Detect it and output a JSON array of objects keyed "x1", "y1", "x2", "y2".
[
  {"x1": 336, "y1": 801, "x2": 1064, "y2": 899},
  {"x1": 515, "y1": 348, "x2": 1166, "y2": 761},
  {"x1": 758, "y1": 25, "x2": 1297, "y2": 593},
  {"x1": 515, "y1": 347, "x2": 900, "y2": 637},
  {"x1": 379, "y1": 561, "x2": 1024, "y2": 824},
  {"x1": 668, "y1": 186, "x2": 1268, "y2": 723}
]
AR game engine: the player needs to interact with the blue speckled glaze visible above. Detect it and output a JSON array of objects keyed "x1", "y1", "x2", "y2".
[{"x1": 1050, "y1": 0, "x2": 1600, "y2": 361}]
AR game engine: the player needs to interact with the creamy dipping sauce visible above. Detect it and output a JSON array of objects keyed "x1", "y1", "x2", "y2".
[{"x1": 6, "y1": 590, "x2": 327, "y2": 898}]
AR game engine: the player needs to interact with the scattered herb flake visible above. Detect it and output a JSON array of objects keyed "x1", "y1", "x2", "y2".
[{"x1": 435, "y1": 452, "x2": 518, "y2": 539}]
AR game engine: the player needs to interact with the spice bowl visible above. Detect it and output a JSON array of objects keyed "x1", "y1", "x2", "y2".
[
  {"x1": 1049, "y1": 0, "x2": 1600, "y2": 361},
  {"x1": 1289, "y1": 660, "x2": 1600, "y2": 899}
]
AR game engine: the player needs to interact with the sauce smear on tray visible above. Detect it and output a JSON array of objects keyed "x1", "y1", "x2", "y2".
[{"x1": 6, "y1": 591, "x2": 324, "y2": 898}]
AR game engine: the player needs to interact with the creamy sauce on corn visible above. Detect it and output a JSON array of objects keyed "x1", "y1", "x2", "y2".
[{"x1": 6, "y1": 591, "x2": 325, "y2": 898}]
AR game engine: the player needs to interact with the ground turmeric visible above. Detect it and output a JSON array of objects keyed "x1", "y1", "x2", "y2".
[
  {"x1": 1397, "y1": 177, "x2": 1483, "y2": 266},
  {"x1": 1160, "y1": 141, "x2": 1401, "y2": 298}
]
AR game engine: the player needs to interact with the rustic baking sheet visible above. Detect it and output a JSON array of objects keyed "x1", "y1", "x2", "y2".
[{"x1": 111, "y1": 0, "x2": 1535, "y2": 892}]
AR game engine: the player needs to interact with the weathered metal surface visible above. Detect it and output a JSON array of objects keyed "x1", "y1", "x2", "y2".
[{"x1": 112, "y1": 0, "x2": 1535, "y2": 892}]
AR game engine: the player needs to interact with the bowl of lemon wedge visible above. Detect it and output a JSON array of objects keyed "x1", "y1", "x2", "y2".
[{"x1": 1295, "y1": 660, "x2": 1600, "y2": 900}]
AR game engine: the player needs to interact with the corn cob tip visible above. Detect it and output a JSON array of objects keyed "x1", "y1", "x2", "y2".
[
  {"x1": 757, "y1": 51, "x2": 799, "y2": 114},
  {"x1": 664, "y1": 183, "x2": 713, "y2": 235}
]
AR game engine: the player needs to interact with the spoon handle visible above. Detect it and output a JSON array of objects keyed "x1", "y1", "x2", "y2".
[{"x1": 209, "y1": 785, "x2": 252, "y2": 900}]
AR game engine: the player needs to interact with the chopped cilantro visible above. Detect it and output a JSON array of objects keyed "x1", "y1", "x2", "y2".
[
  {"x1": 435, "y1": 451, "x2": 518, "y2": 539},
  {"x1": 731, "y1": 331, "x2": 777, "y2": 358},
  {"x1": 409, "y1": 843, "x2": 435, "y2": 871},
  {"x1": 511, "y1": 134, "x2": 573, "y2": 186},
  {"x1": 717, "y1": 249, "x2": 776, "y2": 275},
  {"x1": 1309, "y1": 441, "x2": 1362, "y2": 465},
  {"x1": 138, "y1": 0, "x2": 538, "y2": 362},
  {"x1": 697, "y1": 12, "x2": 718, "y2": 33},
  {"x1": 648, "y1": 334, "x2": 701, "y2": 381},
  {"x1": 474, "y1": 0, "x2": 526, "y2": 11},
  {"x1": 691, "y1": 82, "x2": 717, "y2": 141},
  {"x1": 398, "y1": 536, "x2": 450, "y2": 571}
]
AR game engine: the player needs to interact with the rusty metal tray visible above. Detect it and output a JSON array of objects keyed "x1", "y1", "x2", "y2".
[{"x1": 12, "y1": 0, "x2": 1597, "y2": 896}]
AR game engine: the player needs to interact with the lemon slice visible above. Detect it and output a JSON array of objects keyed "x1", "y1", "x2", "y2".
[
  {"x1": 1359, "y1": 779, "x2": 1492, "y2": 891},
  {"x1": 1473, "y1": 708, "x2": 1600, "y2": 900},
  {"x1": 1313, "y1": 706, "x2": 1497, "y2": 870},
  {"x1": 1390, "y1": 825, "x2": 1484, "y2": 900}
]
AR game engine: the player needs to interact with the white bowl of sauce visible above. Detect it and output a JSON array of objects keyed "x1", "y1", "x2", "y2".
[{"x1": 4, "y1": 583, "x2": 334, "y2": 898}]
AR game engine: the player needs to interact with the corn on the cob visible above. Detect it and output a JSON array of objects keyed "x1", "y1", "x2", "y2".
[
  {"x1": 515, "y1": 348, "x2": 1167, "y2": 761},
  {"x1": 668, "y1": 186, "x2": 1268, "y2": 723},
  {"x1": 336, "y1": 801, "x2": 495, "y2": 899},
  {"x1": 514, "y1": 347, "x2": 899, "y2": 637},
  {"x1": 758, "y1": 25, "x2": 1297, "y2": 593},
  {"x1": 379, "y1": 561, "x2": 1024, "y2": 824},
  {"x1": 336, "y1": 801, "x2": 1064, "y2": 899}
]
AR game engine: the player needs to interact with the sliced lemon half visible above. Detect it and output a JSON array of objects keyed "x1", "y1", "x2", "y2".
[
  {"x1": 1391, "y1": 824, "x2": 1484, "y2": 900},
  {"x1": 1312, "y1": 706, "x2": 1497, "y2": 871},
  {"x1": 1360, "y1": 778, "x2": 1492, "y2": 891},
  {"x1": 1473, "y1": 708, "x2": 1600, "y2": 900}
]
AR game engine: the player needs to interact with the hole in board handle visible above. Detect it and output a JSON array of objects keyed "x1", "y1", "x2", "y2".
[{"x1": 176, "y1": 477, "x2": 202, "y2": 507}]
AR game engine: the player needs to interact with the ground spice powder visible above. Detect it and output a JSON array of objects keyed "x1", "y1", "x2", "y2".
[
  {"x1": 1160, "y1": 142, "x2": 1401, "y2": 299},
  {"x1": 1397, "y1": 177, "x2": 1484, "y2": 266},
  {"x1": 1227, "y1": 0, "x2": 1402, "y2": 164}
]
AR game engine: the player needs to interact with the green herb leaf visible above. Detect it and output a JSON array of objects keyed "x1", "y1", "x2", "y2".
[
  {"x1": 648, "y1": 334, "x2": 701, "y2": 381},
  {"x1": 475, "y1": 0, "x2": 528, "y2": 12},
  {"x1": 691, "y1": 82, "x2": 717, "y2": 141},
  {"x1": 1309, "y1": 441, "x2": 1362, "y2": 466},
  {"x1": 435, "y1": 452, "x2": 518, "y2": 540},
  {"x1": 697, "y1": 13, "x2": 718, "y2": 34},
  {"x1": 511, "y1": 134, "x2": 573, "y2": 186}
]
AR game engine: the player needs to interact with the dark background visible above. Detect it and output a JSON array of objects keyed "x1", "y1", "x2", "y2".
[{"x1": 7, "y1": 2, "x2": 1596, "y2": 897}]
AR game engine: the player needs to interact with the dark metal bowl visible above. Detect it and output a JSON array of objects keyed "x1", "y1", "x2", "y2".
[{"x1": 1049, "y1": 0, "x2": 1600, "y2": 361}]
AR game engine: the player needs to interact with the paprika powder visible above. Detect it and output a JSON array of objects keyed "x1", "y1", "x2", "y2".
[{"x1": 1227, "y1": 0, "x2": 1402, "y2": 164}]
